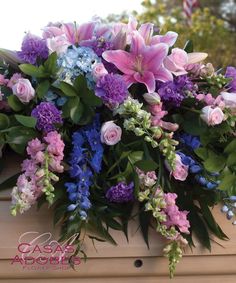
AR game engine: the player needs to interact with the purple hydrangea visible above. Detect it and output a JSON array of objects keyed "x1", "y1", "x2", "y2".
[
  {"x1": 158, "y1": 75, "x2": 194, "y2": 108},
  {"x1": 95, "y1": 74, "x2": 128, "y2": 109},
  {"x1": 31, "y1": 102, "x2": 63, "y2": 133},
  {"x1": 106, "y1": 182, "x2": 134, "y2": 203},
  {"x1": 225, "y1": 66, "x2": 236, "y2": 92},
  {"x1": 17, "y1": 34, "x2": 49, "y2": 65}
]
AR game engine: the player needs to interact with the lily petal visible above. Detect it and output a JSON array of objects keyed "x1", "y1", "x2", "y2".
[
  {"x1": 188, "y1": 52, "x2": 208, "y2": 64},
  {"x1": 130, "y1": 31, "x2": 146, "y2": 55},
  {"x1": 77, "y1": 22, "x2": 95, "y2": 43},
  {"x1": 134, "y1": 71, "x2": 156, "y2": 93},
  {"x1": 123, "y1": 74, "x2": 137, "y2": 88},
  {"x1": 103, "y1": 50, "x2": 135, "y2": 75},
  {"x1": 62, "y1": 23, "x2": 76, "y2": 44},
  {"x1": 151, "y1": 31, "x2": 178, "y2": 47},
  {"x1": 154, "y1": 66, "x2": 173, "y2": 82},
  {"x1": 138, "y1": 23, "x2": 154, "y2": 45},
  {"x1": 143, "y1": 43, "x2": 169, "y2": 72}
]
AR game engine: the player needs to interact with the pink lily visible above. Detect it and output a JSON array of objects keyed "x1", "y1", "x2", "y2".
[
  {"x1": 103, "y1": 31, "x2": 172, "y2": 93},
  {"x1": 62, "y1": 22, "x2": 95, "y2": 44}
]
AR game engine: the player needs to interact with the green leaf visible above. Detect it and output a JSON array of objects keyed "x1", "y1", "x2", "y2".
[
  {"x1": 107, "y1": 151, "x2": 132, "y2": 175},
  {"x1": 14, "y1": 115, "x2": 36, "y2": 128},
  {"x1": 128, "y1": 151, "x2": 144, "y2": 164},
  {"x1": 0, "y1": 113, "x2": 10, "y2": 130},
  {"x1": 80, "y1": 90, "x2": 102, "y2": 107},
  {"x1": 135, "y1": 159, "x2": 158, "y2": 172},
  {"x1": 0, "y1": 173, "x2": 21, "y2": 191},
  {"x1": 6, "y1": 126, "x2": 37, "y2": 154},
  {"x1": 19, "y1": 64, "x2": 47, "y2": 78},
  {"x1": 194, "y1": 147, "x2": 208, "y2": 160},
  {"x1": 69, "y1": 97, "x2": 83, "y2": 124},
  {"x1": 218, "y1": 173, "x2": 236, "y2": 191},
  {"x1": 60, "y1": 82, "x2": 78, "y2": 97},
  {"x1": 44, "y1": 52, "x2": 58, "y2": 75},
  {"x1": 139, "y1": 208, "x2": 151, "y2": 248},
  {"x1": 199, "y1": 199, "x2": 228, "y2": 240},
  {"x1": 36, "y1": 80, "x2": 50, "y2": 99},
  {"x1": 227, "y1": 152, "x2": 236, "y2": 167},
  {"x1": 183, "y1": 114, "x2": 207, "y2": 136},
  {"x1": 189, "y1": 208, "x2": 211, "y2": 251},
  {"x1": 224, "y1": 139, "x2": 236, "y2": 154},
  {"x1": 203, "y1": 151, "x2": 226, "y2": 173},
  {"x1": 74, "y1": 75, "x2": 102, "y2": 107},
  {"x1": 7, "y1": 95, "x2": 24, "y2": 112},
  {"x1": 184, "y1": 40, "x2": 194, "y2": 53}
]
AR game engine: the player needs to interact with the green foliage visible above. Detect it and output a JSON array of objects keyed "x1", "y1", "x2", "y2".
[{"x1": 14, "y1": 115, "x2": 36, "y2": 128}]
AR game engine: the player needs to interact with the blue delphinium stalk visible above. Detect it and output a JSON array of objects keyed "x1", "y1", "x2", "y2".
[
  {"x1": 177, "y1": 152, "x2": 218, "y2": 190},
  {"x1": 178, "y1": 133, "x2": 201, "y2": 150},
  {"x1": 65, "y1": 115, "x2": 103, "y2": 220}
]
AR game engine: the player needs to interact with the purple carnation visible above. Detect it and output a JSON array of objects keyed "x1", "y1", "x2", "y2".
[
  {"x1": 17, "y1": 34, "x2": 49, "y2": 65},
  {"x1": 95, "y1": 74, "x2": 128, "y2": 109},
  {"x1": 225, "y1": 66, "x2": 236, "y2": 92},
  {"x1": 31, "y1": 102, "x2": 63, "y2": 133},
  {"x1": 106, "y1": 182, "x2": 134, "y2": 203}
]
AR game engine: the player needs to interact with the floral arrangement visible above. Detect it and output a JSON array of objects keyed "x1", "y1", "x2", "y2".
[{"x1": 0, "y1": 17, "x2": 236, "y2": 277}]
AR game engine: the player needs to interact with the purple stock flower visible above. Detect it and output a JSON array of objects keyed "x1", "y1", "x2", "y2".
[
  {"x1": 106, "y1": 182, "x2": 134, "y2": 203},
  {"x1": 158, "y1": 75, "x2": 194, "y2": 108},
  {"x1": 95, "y1": 74, "x2": 128, "y2": 109},
  {"x1": 91, "y1": 37, "x2": 113, "y2": 57},
  {"x1": 31, "y1": 102, "x2": 63, "y2": 133},
  {"x1": 158, "y1": 81, "x2": 184, "y2": 107},
  {"x1": 225, "y1": 66, "x2": 236, "y2": 92},
  {"x1": 17, "y1": 34, "x2": 49, "y2": 65}
]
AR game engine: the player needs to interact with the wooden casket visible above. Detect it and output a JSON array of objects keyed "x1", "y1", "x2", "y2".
[{"x1": 0, "y1": 157, "x2": 236, "y2": 283}]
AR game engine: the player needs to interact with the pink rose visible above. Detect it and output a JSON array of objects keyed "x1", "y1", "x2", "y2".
[
  {"x1": 92, "y1": 63, "x2": 108, "y2": 81},
  {"x1": 12, "y1": 79, "x2": 35, "y2": 103},
  {"x1": 101, "y1": 121, "x2": 122, "y2": 145},
  {"x1": 172, "y1": 154, "x2": 189, "y2": 181},
  {"x1": 46, "y1": 35, "x2": 70, "y2": 54},
  {"x1": 221, "y1": 92, "x2": 236, "y2": 113},
  {"x1": 201, "y1": 106, "x2": 224, "y2": 126},
  {"x1": 164, "y1": 48, "x2": 208, "y2": 76}
]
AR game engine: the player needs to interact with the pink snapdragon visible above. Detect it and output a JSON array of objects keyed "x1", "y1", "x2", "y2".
[
  {"x1": 148, "y1": 100, "x2": 179, "y2": 132},
  {"x1": 136, "y1": 168, "x2": 157, "y2": 188},
  {"x1": 11, "y1": 131, "x2": 64, "y2": 215},
  {"x1": 163, "y1": 193, "x2": 190, "y2": 234}
]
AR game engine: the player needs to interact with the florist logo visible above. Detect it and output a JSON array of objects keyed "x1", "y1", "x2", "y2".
[{"x1": 11, "y1": 232, "x2": 81, "y2": 271}]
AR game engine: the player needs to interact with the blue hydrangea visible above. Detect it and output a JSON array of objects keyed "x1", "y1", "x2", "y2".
[
  {"x1": 65, "y1": 115, "x2": 104, "y2": 220},
  {"x1": 57, "y1": 45, "x2": 100, "y2": 85}
]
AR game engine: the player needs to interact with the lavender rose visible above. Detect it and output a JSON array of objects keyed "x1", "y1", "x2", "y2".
[
  {"x1": 100, "y1": 121, "x2": 122, "y2": 145},
  {"x1": 12, "y1": 79, "x2": 35, "y2": 103}
]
